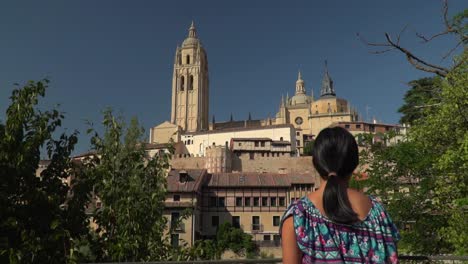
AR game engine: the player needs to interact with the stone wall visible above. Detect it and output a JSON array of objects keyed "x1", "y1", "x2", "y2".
[
  {"x1": 233, "y1": 156, "x2": 314, "y2": 174},
  {"x1": 170, "y1": 156, "x2": 206, "y2": 170},
  {"x1": 170, "y1": 155, "x2": 315, "y2": 174}
]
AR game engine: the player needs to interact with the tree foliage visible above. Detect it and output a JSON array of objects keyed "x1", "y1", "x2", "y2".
[
  {"x1": 397, "y1": 77, "x2": 442, "y2": 125},
  {"x1": 84, "y1": 109, "x2": 172, "y2": 262},
  {"x1": 360, "y1": 51, "x2": 468, "y2": 254},
  {"x1": 190, "y1": 222, "x2": 257, "y2": 260},
  {"x1": 302, "y1": 140, "x2": 314, "y2": 156},
  {"x1": 0, "y1": 80, "x2": 91, "y2": 263}
]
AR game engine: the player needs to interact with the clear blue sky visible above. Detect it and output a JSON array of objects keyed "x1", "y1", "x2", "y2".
[{"x1": 0, "y1": 0, "x2": 465, "y2": 155}]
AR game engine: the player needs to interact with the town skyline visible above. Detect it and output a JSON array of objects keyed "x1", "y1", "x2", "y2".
[{"x1": 1, "y1": 0, "x2": 464, "y2": 155}]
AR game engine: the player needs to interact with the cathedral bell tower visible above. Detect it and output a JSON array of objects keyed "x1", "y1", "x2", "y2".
[{"x1": 170, "y1": 22, "x2": 209, "y2": 132}]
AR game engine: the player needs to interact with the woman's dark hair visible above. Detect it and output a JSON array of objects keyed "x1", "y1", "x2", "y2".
[{"x1": 312, "y1": 126, "x2": 359, "y2": 224}]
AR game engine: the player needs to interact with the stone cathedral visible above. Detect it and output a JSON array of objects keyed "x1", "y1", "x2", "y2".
[{"x1": 150, "y1": 22, "x2": 358, "y2": 154}]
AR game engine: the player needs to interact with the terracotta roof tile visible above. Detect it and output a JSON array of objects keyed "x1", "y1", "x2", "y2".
[{"x1": 167, "y1": 169, "x2": 207, "y2": 193}]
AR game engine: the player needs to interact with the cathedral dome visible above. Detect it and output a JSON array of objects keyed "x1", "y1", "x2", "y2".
[{"x1": 290, "y1": 94, "x2": 312, "y2": 106}]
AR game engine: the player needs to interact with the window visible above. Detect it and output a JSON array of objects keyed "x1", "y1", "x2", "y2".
[
  {"x1": 218, "y1": 197, "x2": 225, "y2": 207},
  {"x1": 279, "y1": 197, "x2": 285, "y2": 206},
  {"x1": 232, "y1": 216, "x2": 240, "y2": 228},
  {"x1": 238, "y1": 143, "x2": 242, "y2": 146},
  {"x1": 345, "y1": 124, "x2": 350, "y2": 129},
  {"x1": 273, "y1": 216, "x2": 280, "y2": 226},
  {"x1": 262, "y1": 197, "x2": 268, "y2": 206},
  {"x1": 386, "y1": 126, "x2": 390, "y2": 131},
  {"x1": 280, "y1": 137, "x2": 283, "y2": 141},
  {"x1": 273, "y1": 234, "x2": 281, "y2": 242},
  {"x1": 171, "y1": 234, "x2": 179, "y2": 247},
  {"x1": 212, "y1": 216, "x2": 219, "y2": 227},
  {"x1": 180, "y1": 76, "x2": 185, "y2": 91},
  {"x1": 255, "y1": 141, "x2": 259, "y2": 147},
  {"x1": 253, "y1": 197, "x2": 259, "y2": 206},
  {"x1": 356, "y1": 124, "x2": 361, "y2": 129},
  {"x1": 186, "y1": 55, "x2": 190, "y2": 64},
  {"x1": 296, "y1": 132, "x2": 300, "y2": 136},
  {"x1": 210, "y1": 197, "x2": 217, "y2": 207},
  {"x1": 270, "y1": 197, "x2": 277, "y2": 206},
  {"x1": 171, "y1": 212, "x2": 180, "y2": 228},
  {"x1": 249, "y1": 152, "x2": 255, "y2": 160},
  {"x1": 252, "y1": 216, "x2": 260, "y2": 231},
  {"x1": 189, "y1": 75, "x2": 194, "y2": 90},
  {"x1": 173, "y1": 195, "x2": 180, "y2": 202},
  {"x1": 235, "y1": 197, "x2": 243, "y2": 207},
  {"x1": 261, "y1": 153, "x2": 264, "y2": 157},
  {"x1": 290, "y1": 198, "x2": 295, "y2": 204},
  {"x1": 245, "y1": 197, "x2": 251, "y2": 206},
  {"x1": 261, "y1": 141, "x2": 265, "y2": 147},
  {"x1": 263, "y1": 235, "x2": 271, "y2": 241},
  {"x1": 296, "y1": 140, "x2": 300, "y2": 146}
]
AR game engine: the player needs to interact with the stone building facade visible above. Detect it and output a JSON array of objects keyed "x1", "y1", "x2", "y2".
[{"x1": 165, "y1": 168, "x2": 316, "y2": 256}]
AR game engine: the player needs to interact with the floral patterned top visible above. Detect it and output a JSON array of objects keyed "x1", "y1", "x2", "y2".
[{"x1": 280, "y1": 195, "x2": 400, "y2": 264}]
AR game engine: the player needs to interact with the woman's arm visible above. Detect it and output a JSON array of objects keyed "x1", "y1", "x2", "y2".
[{"x1": 281, "y1": 216, "x2": 302, "y2": 264}]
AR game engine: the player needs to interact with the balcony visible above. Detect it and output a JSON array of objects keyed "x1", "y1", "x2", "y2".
[
  {"x1": 251, "y1": 224, "x2": 263, "y2": 233},
  {"x1": 171, "y1": 222, "x2": 185, "y2": 233}
]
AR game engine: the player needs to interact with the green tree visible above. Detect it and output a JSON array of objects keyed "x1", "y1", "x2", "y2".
[
  {"x1": 0, "y1": 80, "x2": 91, "y2": 263},
  {"x1": 360, "y1": 51, "x2": 468, "y2": 254},
  {"x1": 85, "y1": 109, "x2": 172, "y2": 262},
  {"x1": 190, "y1": 222, "x2": 257, "y2": 260},
  {"x1": 397, "y1": 77, "x2": 442, "y2": 125},
  {"x1": 303, "y1": 140, "x2": 314, "y2": 156}
]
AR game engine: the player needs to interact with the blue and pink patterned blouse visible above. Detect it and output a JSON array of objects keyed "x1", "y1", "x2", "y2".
[{"x1": 280, "y1": 195, "x2": 400, "y2": 264}]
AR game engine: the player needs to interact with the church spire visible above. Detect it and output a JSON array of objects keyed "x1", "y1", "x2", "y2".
[
  {"x1": 320, "y1": 60, "x2": 336, "y2": 97},
  {"x1": 188, "y1": 21, "x2": 197, "y2": 38},
  {"x1": 295, "y1": 70, "x2": 305, "y2": 95}
]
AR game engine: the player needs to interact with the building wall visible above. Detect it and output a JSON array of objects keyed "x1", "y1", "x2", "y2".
[
  {"x1": 150, "y1": 122, "x2": 180, "y2": 144},
  {"x1": 309, "y1": 113, "x2": 354, "y2": 137},
  {"x1": 181, "y1": 126, "x2": 296, "y2": 157},
  {"x1": 170, "y1": 155, "x2": 316, "y2": 175},
  {"x1": 234, "y1": 156, "x2": 315, "y2": 174},
  {"x1": 164, "y1": 192, "x2": 201, "y2": 247},
  {"x1": 201, "y1": 187, "x2": 289, "y2": 239},
  {"x1": 170, "y1": 156, "x2": 206, "y2": 169}
]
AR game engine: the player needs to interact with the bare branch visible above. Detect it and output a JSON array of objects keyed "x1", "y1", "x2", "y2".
[
  {"x1": 385, "y1": 33, "x2": 450, "y2": 77},
  {"x1": 442, "y1": 40, "x2": 464, "y2": 60},
  {"x1": 397, "y1": 24, "x2": 409, "y2": 45},
  {"x1": 416, "y1": 31, "x2": 451, "y2": 43},
  {"x1": 356, "y1": 33, "x2": 392, "y2": 47},
  {"x1": 406, "y1": 55, "x2": 448, "y2": 77},
  {"x1": 370, "y1": 47, "x2": 397, "y2": 54}
]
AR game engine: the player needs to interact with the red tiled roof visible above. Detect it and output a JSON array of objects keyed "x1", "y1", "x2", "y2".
[
  {"x1": 207, "y1": 172, "x2": 315, "y2": 187},
  {"x1": 167, "y1": 169, "x2": 207, "y2": 193},
  {"x1": 231, "y1": 137, "x2": 272, "y2": 141}
]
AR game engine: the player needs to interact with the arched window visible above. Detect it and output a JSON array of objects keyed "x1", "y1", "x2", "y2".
[
  {"x1": 280, "y1": 137, "x2": 283, "y2": 141},
  {"x1": 180, "y1": 76, "x2": 185, "y2": 91},
  {"x1": 186, "y1": 55, "x2": 190, "y2": 64},
  {"x1": 178, "y1": 55, "x2": 181, "y2": 65},
  {"x1": 189, "y1": 75, "x2": 194, "y2": 90}
]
